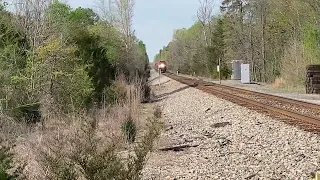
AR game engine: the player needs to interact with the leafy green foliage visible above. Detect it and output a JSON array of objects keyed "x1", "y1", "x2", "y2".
[
  {"x1": 0, "y1": 1, "x2": 153, "y2": 179},
  {"x1": 0, "y1": 146, "x2": 13, "y2": 179},
  {"x1": 46, "y1": 1, "x2": 72, "y2": 27},
  {"x1": 0, "y1": 144, "x2": 23, "y2": 180},
  {"x1": 155, "y1": 0, "x2": 320, "y2": 86},
  {"x1": 155, "y1": 17, "x2": 227, "y2": 77},
  {"x1": 69, "y1": 7, "x2": 99, "y2": 27},
  {"x1": 303, "y1": 23, "x2": 320, "y2": 63},
  {"x1": 220, "y1": 65, "x2": 232, "y2": 79},
  {"x1": 0, "y1": 6, "x2": 31, "y2": 119},
  {"x1": 0, "y1": 0, "x2": 150, "y2": 117},
  {"x1": 73, "y1": 30, "x2": 116, "y2": 104}
]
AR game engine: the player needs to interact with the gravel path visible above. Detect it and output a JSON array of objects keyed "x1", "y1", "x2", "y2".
[{"x1": 143, "y1": 70, "x2": 320, "y2": 180}]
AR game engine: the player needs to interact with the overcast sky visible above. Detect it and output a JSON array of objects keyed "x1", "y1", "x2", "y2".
[{"x1": 67, "y1": 0, "x2": 221, "y2": 61}]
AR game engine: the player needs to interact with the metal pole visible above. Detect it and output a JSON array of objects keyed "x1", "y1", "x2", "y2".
[
  {"x1": 159, "y1": 51, "x2": 162, "y2": 86},
  {"x1": 159, "y1": 68, "x2": 161, "y2": 86},
  {"x1": 219, "y1": 58, "x2": 221, "y2": 85}
]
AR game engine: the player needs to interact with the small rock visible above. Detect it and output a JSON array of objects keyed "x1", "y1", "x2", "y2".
[
  {"x1": 211, "y1": 122, "x2": 232, "y2": 128},
  {"x1": 204, "y1": 131, "x2": 214, "y2": 138},
  {"x1": 184, "y1": 138, "x2": 193, "y2": 143},
  {"x1": 166, "y1": 126, "x2": 173, "y2": 131},
  {"x1": 217, "y1": 138, "x2": 231, "y2": 147}
]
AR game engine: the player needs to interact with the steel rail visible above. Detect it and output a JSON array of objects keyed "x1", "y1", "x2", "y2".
[
  {"x1": 166, "y1": 72, "x2": 320, "y2": 111},
  {"x1": 200, "y1": 85, "x2": 320, "y2": 126},
  {"x1": 206, "y1": 82, "x2": 320, "y2": 111},
  {"x1": 164, "y1": 72, "x2": 320, "y2": 126}
]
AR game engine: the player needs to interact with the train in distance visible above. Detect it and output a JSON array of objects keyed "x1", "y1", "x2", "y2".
[{"x1": 155, "y1": 60, "x2": 167, "y2": 73}]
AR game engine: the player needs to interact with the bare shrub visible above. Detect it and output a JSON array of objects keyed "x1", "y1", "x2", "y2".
[
  {"x1": 281, "y1": 41, "x2": 310, "y2": 88},
  {"x1": 13, "y1": 79, "x2": 160, "y2": 180},
  {"x1": 104, "y1": 76, "x2": 128, "y2": 104},
  {"x1": 0, "y1": 115, "x2": 29, "y2": 143},
  {"x1": 122, "y1": 115, "x2": 137, "y2": 144},
  {"x1": 272, "y1": 77, "x2": 286, "y2": 89},
  {"x1": 0, "y1": 114, "x2": 28, "y2": 179},
  {"x1": 0, "y1": 142, "x2": 25, "y2": 179},
  {"x1": 33, "y1": 115, "x2": 160, "y2": 179}
]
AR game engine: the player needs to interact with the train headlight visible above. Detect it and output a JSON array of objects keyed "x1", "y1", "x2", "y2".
[{"x1": 159, "y1": 63, "x2": 165, "y2": 68}]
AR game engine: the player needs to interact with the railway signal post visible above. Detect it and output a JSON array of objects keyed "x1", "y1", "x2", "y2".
[
  {"x1": 217, "y1": 58, "x2": 221, "y2": 85},
  {"x1": 158, "y1": 67, "x2": 161, "y2": 86}
]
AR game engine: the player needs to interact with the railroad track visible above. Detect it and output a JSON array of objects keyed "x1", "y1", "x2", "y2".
[{"x1": 164, "y1": 72, "x2": 320, "y2": 132}]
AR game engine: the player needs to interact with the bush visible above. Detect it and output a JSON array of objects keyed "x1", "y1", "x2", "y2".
[
  {"x1": 209, "y1": 65, "x2": 231, "y2": 80},
  {"x1": 104, "y1": 80, "x2": 127, "y2": 104},
  {"x1": 0, "y1": 146, "x2": 13, "y2": 179},
  {"x1": 281, "y1": 41, "x2": 308, "y2": 87},
  {"x1": 17, "y1": 104, "x2": 41, "y2": 124},
  {"x1": 141, "y1": 83, "x2": 151, "y2": 103},
  {"x1": 122, "y1": 115, "x2": 137, "y2": 144},
  {"x1": 0, "y1": 144, "x2": 23, "y2": 180},
  {"x1": 29, "y1": 80, "x2": 161, "y2": 180},
  {"x1": 220, "y1": 66, "x2": 232, "y2": 80},
  {"x1": 37, "y1": 115, "x2": 160, "y2": 180}
]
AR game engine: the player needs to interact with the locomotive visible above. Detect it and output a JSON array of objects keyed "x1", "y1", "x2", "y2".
[{"x1": 155, "y1": 60, "x2": 167, "y2": 73}]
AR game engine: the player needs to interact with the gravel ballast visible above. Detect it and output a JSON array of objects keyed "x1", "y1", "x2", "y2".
[{"x1": 143, "y1": 70, "x2": 320, "y2": 179}]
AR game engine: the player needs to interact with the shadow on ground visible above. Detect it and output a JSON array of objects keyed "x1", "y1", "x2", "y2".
[
  {"x1": 156, "y1": 85, "x2": 190, "y2": 99},
  {"x1": 148, "y1": 75, "x2": 171, "y2": 85},
  {"x1": 150, "y1": 80, "x2": 171, "y2": 87},
  {"x1": 150, "y1": 96, "x2": 168, "y2": 103},
  {"x1": 149, "y1": 76, "x2": 160, "y2": 83}
]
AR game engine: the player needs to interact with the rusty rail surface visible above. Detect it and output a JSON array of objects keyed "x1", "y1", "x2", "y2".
[
  {"x1": 207, "y1": 83, "x2": 320, "y2": 111},
  {"x1": 164, "y1": 72, "x2": 320, "y2": 130}
]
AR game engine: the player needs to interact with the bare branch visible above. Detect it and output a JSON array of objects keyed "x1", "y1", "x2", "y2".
[
  {"x1": 197, "y1": 0, "x2": 214, "y2": 46},
  {"x1": 94, "y1": 0, "x2": 117, "y2": 23},
  {"x1": 10, "y1": 0, "x2": 53, "y2": 47},
  {"x1": 197, "y1": 0, "x2": 214, "y2": 26}
]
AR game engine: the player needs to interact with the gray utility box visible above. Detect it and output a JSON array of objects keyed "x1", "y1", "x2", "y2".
[
  {"x1": 241, "y1": 64, "x2": 250, "y2": 84},
  {"x1": 231, "y1": 60, "x2": 243, "y2": 80}
]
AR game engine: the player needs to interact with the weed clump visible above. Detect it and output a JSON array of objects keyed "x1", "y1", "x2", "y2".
[
  {"x1": 23, "y1": 80, "x2": 162, "y2": 180},
  {"x1": 122, "y1": 115, "x2": 137, "y2": 144},
  {"x1": 0, "y1": 144, "x2": 24, "y2": 180}
]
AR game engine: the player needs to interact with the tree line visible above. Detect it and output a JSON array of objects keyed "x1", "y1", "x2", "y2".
[
  {"x1": 0, "y1": 0, "x2": 162, "y2": 179},
  {"x1": 0, "y1": 0, "x2": 150, "y2": 121},
  {"x1": 155, "y1": 0, "x2": 320, "y2": 88}
]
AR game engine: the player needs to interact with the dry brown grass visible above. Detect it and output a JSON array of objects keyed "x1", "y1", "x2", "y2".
[
  {"x1": 281, "y1": 41, "x2": 309, "y2": 88},
  {"x1": 8, "y1": 78, "x2": 160, "y2": 180},
  {"x1": 0, "y1": 114, "x2": 29, "y2": 143},
  {"x1": 272, "y1": 77, "x2": 286, "y2": 89}
]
